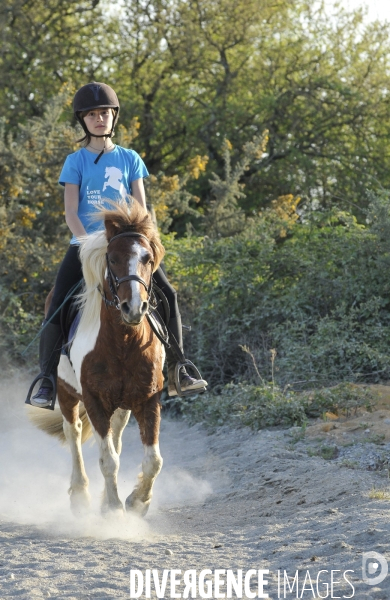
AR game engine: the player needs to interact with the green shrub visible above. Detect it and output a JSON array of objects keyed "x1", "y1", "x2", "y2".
[
  {"x1": 167, "y1": 382, "x2": 378, "y2": 431},
  {"x1": 164, "y1": 194, "x2": 390, "y2": 388},
  {"x1": 303, "y1": 382, "x2": 377, "y2": 418}
]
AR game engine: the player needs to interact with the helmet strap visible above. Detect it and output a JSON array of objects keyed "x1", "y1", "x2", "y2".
[{"x1": 94, "y1": 135, "x2": 109, "y2": 165}]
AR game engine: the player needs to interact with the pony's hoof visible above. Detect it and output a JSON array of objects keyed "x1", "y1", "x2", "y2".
[
  {"x1": 69, "y1": 489, "x2": 91, "y2": 517},
  {"x1": 102, "y1": 508, "x2": 124, "y2": 520},
  {"x1": 101, "y1": 500, "x2": 124, "y2": 516},
  {"x1": 125, "y1": 493, "x2": 150, "y2": 517},
  {"x1": 100, "y1": 488, "x2": 124, "y2": 515}
]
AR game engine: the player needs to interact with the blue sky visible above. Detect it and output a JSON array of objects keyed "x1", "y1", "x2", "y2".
[{"x1": 332, "y1": 0, "x2": 390, "y2": 21}]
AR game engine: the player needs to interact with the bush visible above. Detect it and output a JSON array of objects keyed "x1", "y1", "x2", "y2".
[
  {"x1": 166, "y1": 382, "x2": 378, "y2": 431},
  {"x1": 164, "y1": 194, "x2": 390, "y2": 388}
]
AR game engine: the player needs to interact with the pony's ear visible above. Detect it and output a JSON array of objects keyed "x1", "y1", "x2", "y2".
[{"x1": 105, "y1": 217, "x2": 121, "y2": 241}]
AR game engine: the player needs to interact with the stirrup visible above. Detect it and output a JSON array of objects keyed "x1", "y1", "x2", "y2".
[
  {"x1": 25, "y1": 373, "x2": 57, "y2": 411},
  {"x1": 174, "y1": 360, "x2": 207, "y2": 397}
]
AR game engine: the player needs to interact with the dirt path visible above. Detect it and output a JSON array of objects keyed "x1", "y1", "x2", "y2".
[{"x1": 1, "y1": 377, "x2": 390, "y2": 599}]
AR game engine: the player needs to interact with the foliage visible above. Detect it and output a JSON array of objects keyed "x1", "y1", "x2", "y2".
[
  {"x1": 108, "y1": 0, "x2": 390, "y2": 218},
  {"x1": 168, "y1": 382, "x2": 377, "y2": 431},
  {"x1": 302, "y1": 383, "x2": 377, "y2": 418},
  {"x1": 163, "y1": 191, "x2": 390, "y2": 388},
  {"x1": 3, "y1": 0, "x2": 390, "y2": 223},
  {"x1": 0, "y1": 88, "x2": 73, "y2": 363},
  {"x1": 0, "y1": 0, "x2": 110, "y2": 125},
  {"x1": 204, "y1": 133, "x2": 269, "y2": 237},
  {"x1": 368, "y1": 488, "x2": 390, "y2": 500},
  {"x1": 145, "y1": 154, "x2": 208, "y2": 233},
  {"x1": 308, "y1": 445, "x2": 339, "y2": 461},
  {"x1": 0, "y1": 94, "x2": 70, "y2": 283},
  {"x1": 172, "y1": 382, "x2": 307, "y2": 429}
]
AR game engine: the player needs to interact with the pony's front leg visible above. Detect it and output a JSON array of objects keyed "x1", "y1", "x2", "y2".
[
  {"x1": 111, "y1": 408, "x2": 131, "y2": 455},
  {"x1": 58, "y1": 380, "x2": 90, "y2": 516},
  {"x1": 125, "y1": 395, "x2": 163, "y2": 517},
  {"x1": 83, "y1": 392, "x2": 124, "y2": 514},
  {"x1": 95, "y1": 430, "x2": 124, "y2": 514},
  {"x1": 98, "y1": 408, "x2": 130, "y2": 512}
]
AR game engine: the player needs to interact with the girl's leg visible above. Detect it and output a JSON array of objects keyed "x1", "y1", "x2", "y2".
[
  {"x1": 31, "y1": 245, "x2": 83, "y2": 408},
  {"x1": 153, "y1": 264, "x2": 207, "y2": 397},
  {"x1": 46, "y1": 245, "x2": 83, "y2": 324},
  {"x1": 153, "y1": 263, "x2": 182, "y2": 346}
]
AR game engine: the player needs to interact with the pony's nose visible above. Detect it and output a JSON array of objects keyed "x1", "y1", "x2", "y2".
[
  {"x1": 120, "y1": 300, "x2": 149, "y2": 320},
  {"x1": 121, "y1": 301, "x2": 130, "y2": 316}
]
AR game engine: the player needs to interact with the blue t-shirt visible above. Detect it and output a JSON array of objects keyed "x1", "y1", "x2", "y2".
[{"x1": 59, "y1": 146, "x2": 149, "y2": 244}]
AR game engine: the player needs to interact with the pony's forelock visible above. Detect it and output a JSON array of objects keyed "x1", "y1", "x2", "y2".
[
  {"x1": 76, "y1": 199, "x2": 165, "y2": 334},
  {"x1": 90, "y1": 198, "x2": 165, "y2": 270}
]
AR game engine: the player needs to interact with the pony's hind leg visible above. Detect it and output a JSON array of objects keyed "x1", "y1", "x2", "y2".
[
  {"x1": 58, "y1": 378, "x2": 90, "y2": 516},
  {"x1": 125, "y1": 395, "x2": 163, "y2": 517}
]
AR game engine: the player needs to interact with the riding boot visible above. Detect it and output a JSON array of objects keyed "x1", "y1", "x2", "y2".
[
  {"x1": 29, "y1": 320, "x2": 63, "y2": 408},
  {"x1": 166, "y1": 316, "x2": 207, "y2": 397}
]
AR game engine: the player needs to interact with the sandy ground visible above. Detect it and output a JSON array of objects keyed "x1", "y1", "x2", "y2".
[{"x1": 1, "y1": 378, "x2": 390, "y2": 599}]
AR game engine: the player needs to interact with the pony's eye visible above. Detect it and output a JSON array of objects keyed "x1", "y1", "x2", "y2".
[
  {"x1": 142, "y1": 253, "x2": 153, "y2": 265},
  {"x1": 109, "y1": 259, "x2": 116, "y2": 266}
]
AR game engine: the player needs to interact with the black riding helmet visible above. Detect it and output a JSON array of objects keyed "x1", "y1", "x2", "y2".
[{"x1": 73, "y1": 82, "x2": 120, "y2": 138}]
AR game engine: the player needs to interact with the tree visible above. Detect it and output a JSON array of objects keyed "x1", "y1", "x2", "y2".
[
  {"x1": 108, "y1": 0, "x2": 390, "y2": 220},
  {"x1": 0, "y1": 0, "x2": 112, "y2": 126},
  {"x1": 3, "y1": 0, "x2": 390, "y2": 223}
]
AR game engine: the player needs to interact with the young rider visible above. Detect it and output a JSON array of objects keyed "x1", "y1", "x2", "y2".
[{"x1": 29, "y1": 81, "x2": 207, "y2": 408}]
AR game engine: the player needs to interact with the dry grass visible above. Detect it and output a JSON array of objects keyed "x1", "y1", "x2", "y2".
[{"x1": 369, "y1": 487, "x2": 390, "y2": 501}]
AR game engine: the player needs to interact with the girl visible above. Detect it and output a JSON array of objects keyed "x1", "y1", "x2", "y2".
[{"x1": 29, "y1": 82, "x2": 207, "y2": 408}]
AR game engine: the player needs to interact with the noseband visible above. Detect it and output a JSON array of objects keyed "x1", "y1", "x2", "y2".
[{"x1": 101, "y1": 232, "x2": 154, "y2": 310}]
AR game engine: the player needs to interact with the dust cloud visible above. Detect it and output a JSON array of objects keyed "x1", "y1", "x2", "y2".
[
  {"x1": 0, "y1": 373, "x2": 213, "y2": 541},
  {"x1": 3, "y1": 375, "x2": 390, "y2": 600}
]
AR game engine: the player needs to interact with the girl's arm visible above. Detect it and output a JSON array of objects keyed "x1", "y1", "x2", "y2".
[
  {"x1": 64, "y1": 183, "x2": 87, "y2": 239},
  {"x1": 131, "y1": 178, "x2": 147, "y2": 211}
]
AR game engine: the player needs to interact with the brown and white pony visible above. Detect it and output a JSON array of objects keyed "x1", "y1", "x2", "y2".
[{"x1": 31, "y1": 201, "x2": 166, "y2": 516}]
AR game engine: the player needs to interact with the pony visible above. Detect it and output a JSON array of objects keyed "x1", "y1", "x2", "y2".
[{"x1": 30, "y1": 200, "x2": 166, "y2": 516}]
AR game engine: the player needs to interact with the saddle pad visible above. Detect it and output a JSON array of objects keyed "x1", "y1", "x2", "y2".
[{"x1": 62, "y1": 311, "x2": 81, "y2": 355}]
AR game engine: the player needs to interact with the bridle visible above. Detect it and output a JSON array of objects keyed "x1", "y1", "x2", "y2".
[
  {"x1": 96, "y1": 231, "x2": 205, "y2": 393},
  {"x1": 100, "y1": 231, "x2": 154, "y2": 311}
]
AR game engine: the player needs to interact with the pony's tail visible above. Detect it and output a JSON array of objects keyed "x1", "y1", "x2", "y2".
[{"x1": 27, "y1": 402, "x2": 93, "y2": 445}]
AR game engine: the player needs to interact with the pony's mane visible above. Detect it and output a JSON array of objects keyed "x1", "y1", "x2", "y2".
[{"x1": 77, "y1": 199, "x2": 165, "y2": 334}]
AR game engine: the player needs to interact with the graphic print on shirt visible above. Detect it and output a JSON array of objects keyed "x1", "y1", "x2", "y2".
[
  {"x1": 102, "y1": 166, "x2": 126, "y2": 196},
  {"x1": 86, "y1": 186, "x2": 102, "y2": 205}
]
